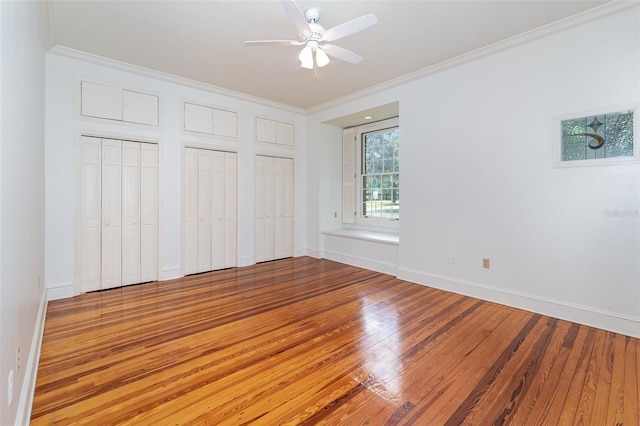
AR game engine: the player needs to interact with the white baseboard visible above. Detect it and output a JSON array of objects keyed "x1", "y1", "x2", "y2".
[
  {"x1": 46, "y1": 285, "x2": 74, "y2": 301},
  {"x1": 305, "y1": 248, "x2": 322, "y2": 259},
  {"x1": 397, "y1": 267, "x2": 640, "y2": 339},
  {"x1": 15, "y1": 289, "x2": 48, "y2": 426},
  {"x1": 322, "y1": 249, "x2": 398, "y2": 276}
]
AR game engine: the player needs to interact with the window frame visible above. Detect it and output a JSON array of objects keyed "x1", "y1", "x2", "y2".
[{"x1": 353, "y1": 117, "x2": 400, "y2": 228}]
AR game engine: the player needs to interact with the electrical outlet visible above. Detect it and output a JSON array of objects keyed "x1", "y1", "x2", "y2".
[
  {"x1": 16, "y1": 347, "x2": 20, "y2": 372},
  {"x1": 333, "y1": 211, "x2": 337, "y2": 218},
  {"x1": 37, "y1": 275, "x2": 41, "y2": 290},
  {"x1": 8, "y1": 369, "x2": 13, "y2": 406},
  {"x1": 482, "y1": 258, "x2": 491, "y2": 269},
  {"x1": 448, "y1": 255, "x2": 455, "y2": 264}
]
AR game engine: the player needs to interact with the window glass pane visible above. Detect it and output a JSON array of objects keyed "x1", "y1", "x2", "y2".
[
  {"x1": 362, "y1": 190, "x2": 369, "y2": 216},
  {"x1": 364, "y1": 161, "x2": 374, "y2": 174},
  {"x1": 361, "y1": 125, "x2": 400, "y2": 220},
  {"x1": 605, "y1": 111, "x2": 634, "y2": 157},
  {"x1": 384, "y1": 159, "x2": 394, "y2": 173},
  {"x1": 561, "y1": 110, "x2": 634, "y2": 161}
]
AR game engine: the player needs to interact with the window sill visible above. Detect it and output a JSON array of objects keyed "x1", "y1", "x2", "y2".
[{"x1": 322, "y1": 228, "x2": 399, "y2": 245}]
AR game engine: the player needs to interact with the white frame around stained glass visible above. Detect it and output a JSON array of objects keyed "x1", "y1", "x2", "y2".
[{"x1": 553, "y1": 106, "x2": 638, "y2": 168}]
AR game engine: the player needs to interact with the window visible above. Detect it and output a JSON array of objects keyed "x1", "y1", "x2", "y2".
[
  {"x1": 554, "y1": 107, "x2": 637, "y2": 167},
  {"x1": 562, "y1": 109, "x2": 634, "y2": 161},
  {"x1": 361, "y1": 126, "x2": 400, "y2": 220},
  {"x1": 343, "y1": 118, "x2": 399, "y2": 227}
]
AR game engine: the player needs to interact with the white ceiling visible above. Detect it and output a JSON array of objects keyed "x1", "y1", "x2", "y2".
[{"x1": 51, "y1": 0, "x2": 612, "y2": 110}]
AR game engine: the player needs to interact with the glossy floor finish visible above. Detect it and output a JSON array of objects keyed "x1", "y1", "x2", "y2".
[{"x1": 32, "y1": 257, "x2": 638, "y2": 425}]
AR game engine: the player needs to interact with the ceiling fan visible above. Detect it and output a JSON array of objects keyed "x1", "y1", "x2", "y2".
[{"x1": 244, "y1": 0, "x2": 377, "y2": 70}]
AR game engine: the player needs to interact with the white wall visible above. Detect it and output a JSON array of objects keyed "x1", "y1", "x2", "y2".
[
  {"x1": 307, "y1": 7, "x2": 640, "y2": 337},
  {"x1": 0, "y1": 1, "x2": 53, "y2": 424},
  {"x1": 305, "y1": 120, "x2": 341, "y2": 257},
  {"x1": 45, "y1": 51, "x2": 307, "y2": 298}
]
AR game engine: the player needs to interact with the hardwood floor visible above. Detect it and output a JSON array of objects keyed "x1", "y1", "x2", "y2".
[{"x1": 32, "y1": 257, "x2": 638, "y2": 425}]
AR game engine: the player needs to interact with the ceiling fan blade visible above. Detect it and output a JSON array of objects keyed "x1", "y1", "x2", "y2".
[
  {"x1": 244, "y1": 40, "x2": 303, "y2": 46},
  {"x1": 321, "y1": 44, "x2": 363, "y2": 64},
  {"x1": 281, "y1": 0, "x2": 311, "y2": 37},
  {"x1": 323, "y1": 14, "x2": 377, "y2": 42}
]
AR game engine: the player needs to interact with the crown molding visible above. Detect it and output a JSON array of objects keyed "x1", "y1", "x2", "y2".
[
  {"x1": 48, "y1": 45, "x2": 307, "y2": 115},
  {"x1": 306, "y1": 0, "x2": 639, "y2": 115}
]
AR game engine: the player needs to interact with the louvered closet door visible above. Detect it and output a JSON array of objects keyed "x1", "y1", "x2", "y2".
[
  {"x1": 183, "y1": 148, "x2": 237, "y2": 275},
  {"x1": 122, "y1": 142, "x2": 141, "y2": 285},
  {"x1": 79, "y1": 137, "x2": 102, "y2": 292},
  {"x1": 255, "y1": 155, "x2": 275, "y2": 263},
  {"x1": 183, "y1": 148, "x2": 199, "y2": 275},
  {"x1": 254, "y1": 156, "x2": 268, "y2": 263},
  {"x1": 255, "y1": 155, "x2": 293, "y2": 263},
  {"x1": 224, "y1": 152, "x2": 237, "y2": 268},
  {"x1": 79, "y1": 137, "x2": 158, "y2": 293},
  {"x1": 274, "y1": 157, "x2": 294, "y2": 260},
  {"x1": 101, "y1": 139, "x2": 123, "y2": 290},
  {"x1": 197, "y1": 150, "x2": 214, "y2": 273},
  {"x1": 211, "y1": 151, "x2": 225, "y2": 270},
  {"x1": 140, "y1": 143, "x2": 159, "y2": 282}
]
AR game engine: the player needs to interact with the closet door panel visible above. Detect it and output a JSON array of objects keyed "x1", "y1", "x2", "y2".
[
  {"x1": 224, "y1": 219, "x2": 237, "y2": 268},
  {"x1": 224, "y1": 153, "x2": 237, "y2": 267},
  {"x1": 254, "y1": 157, "x2": 267, "y2": 263},
  {"x1": 264, "y1": 158, "x2": 276, "y2": 261},
  {"x1": 197, "y1": 150, "x2": 213, "y2": 273},
  {"x1": 211, "y1": 220, "x2": 225, "y2": 270},
  {"x1": 283, "y1": 216, "x2": 294, "y2": 257},
  {"x1": 274, "y1": 216, "x2": 286, "y2": 259},
  {"x1": 122, "y1": 142, "x2": 141, "y2": 285},
  {"x1": 283, "y1": 158, "x2": 294, "y2": 258},
  {"x1": 211, "y1": 151, "x2": 225, "y2": 270},
  {"x1": 274, "y1": 158, "x2": 294, "y2": 259},
  {"x1": 140, "y1": 143, "x2": 159, "y2": 282},
  {"x1": 79, "y1": 137, "x2": 102, "y2": 292},
  {"x1": 274, "y1": 165, "x2": 286, "y2": 260},
  {"x1": 211, "y1": 220, "x2": 225, "y2": 271},
  {"x1": 183, "y1": 148, "x2": 199, "y2": 275},
  {"x1": 101, "y1": 139, "x2": 122, "y2": 289}
]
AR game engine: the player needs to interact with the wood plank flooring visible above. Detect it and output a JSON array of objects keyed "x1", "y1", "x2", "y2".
[{"x1": 32, "y1": 257, "x2": 639, "y2": 425}]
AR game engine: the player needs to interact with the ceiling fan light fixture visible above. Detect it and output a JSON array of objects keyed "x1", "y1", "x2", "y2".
[
  {"x1": 245, "y1": 0, "x2": 377, "y2": 72},
  {"x1": 299, "y1": 45, "x2": 314, "y2": 69},
  {"x1": 315, "y1": 48, "x2": 330, "y2": 67}
]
